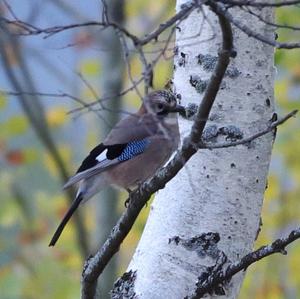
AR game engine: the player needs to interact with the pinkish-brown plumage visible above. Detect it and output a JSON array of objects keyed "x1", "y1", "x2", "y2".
[{"x1": 49, "y1": 90, "x2": 184, "y2": 246}]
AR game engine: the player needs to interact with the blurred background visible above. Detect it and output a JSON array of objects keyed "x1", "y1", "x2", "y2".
[{"x1": 0, "y1": 1, "x2": 299, "y2": 298}]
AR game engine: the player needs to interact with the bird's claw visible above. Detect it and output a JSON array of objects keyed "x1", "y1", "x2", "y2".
[
  {"x1": 125, "y1": 188, "x2": 132, "y2": 207},
  {"x1": 124, "y1": 197, "x2": 130, "y2": 207},
  {"x1": 124, "y1": 183, "x2": 148, "y2": 208}
]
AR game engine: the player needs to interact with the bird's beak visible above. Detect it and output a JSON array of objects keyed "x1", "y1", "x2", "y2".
[{"x1": 169, "y1": 104, "x2": 186, "y2": 114}]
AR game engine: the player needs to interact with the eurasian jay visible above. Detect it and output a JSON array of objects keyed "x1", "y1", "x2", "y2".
[{"x1": 49, "y1": 90, "x2": 184, "y2": 246}]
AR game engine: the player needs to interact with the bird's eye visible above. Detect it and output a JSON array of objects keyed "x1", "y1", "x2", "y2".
[{"x1": 157, "y1": 103, "x2": 164, "y2": 110}]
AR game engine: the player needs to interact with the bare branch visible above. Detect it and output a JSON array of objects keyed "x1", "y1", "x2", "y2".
[
  {"x1": 1, "y1": 1, "x2": 195, "y2": 47},
  {"x1": 67, "y1": 78, "x2": 144, "y2": 114},
  {"x1": 190, "y1": 227, "x2": 300, "y2": 298},
  {"x1": 118, "y1": 32, "x2": 143, "y2": 100},
  {"x1": 200, "y1": 109, "x2": 298, "y2": 149},
  {"x1": 0, "y1": 89, "x2": 103, "y2": 117},
  {"x1": 138, "y1": 0, "x2": 195, "y2": 46},
  {"x1": 213, "y1": 2, "x2": 300, "y2": 49},
  {"x1": 243, "y1": 6, "x2": 300, "y2": 31},
  {"x1": 219, "y1": 0, "x2": 300, "y2": 7},
  {"x1": 3, "y1": 0, "x2": 300, "y2": 51},
  {"x1": 1, "y1": 16, "x2": 137, "y2": 42}
]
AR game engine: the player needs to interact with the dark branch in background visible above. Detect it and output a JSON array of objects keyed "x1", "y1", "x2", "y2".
[
  {"x1": 93, "y1": 1, "x2": 125, "y2": 297},
  {"x1": 189, "y1": 227, "x2": 300, "y2": 298},
  {"x1": 0, "y1": 21, "x2": 89, "y2": 258},
  {"x1": 80, "y1": 2, "x2": 234, "y2": 298}
]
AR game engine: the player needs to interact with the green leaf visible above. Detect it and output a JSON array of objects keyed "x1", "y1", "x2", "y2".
[
  {"x1": 5, "y1": 115, "x2": 29, "y2": 136},
  {"x1": 79, "y1": 59, "x2": 101, "y2": 76},
  {"x1": 0, "y1": 92, "x2": 7, "y2": 110}
]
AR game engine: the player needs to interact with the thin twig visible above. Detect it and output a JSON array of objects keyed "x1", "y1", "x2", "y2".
[
  {"x1": 138, "y1": 0, "x2": 196, "y2": 46},
  {"x1": 200, "y1": 110, "x2": 298, "y2": 149},
  {"x1": 243, "y1": 6, "x2": 300, "y2": 31},
  {"x1": 214, "y1": 2, "x2": 300, "y2": 49},
  {"x1": 219, "y1": 0, "x2": 300, "y2": 7},
  {"x1": 118, "y1": 32, "x2": 143, "y2": 100},
  {"x1": 67, "y1": 78, "x2": 144, "y2": 114},
  {"x1": 0, "y1": 89, "x2": 102, "y2": 117},
  {"x1": 1, "y1": 0, "x2": 196, "y2": 46}
]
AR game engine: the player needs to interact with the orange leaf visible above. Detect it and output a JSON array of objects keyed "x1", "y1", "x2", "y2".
[
  {"x1": 6, "y1": 149, "x2": 24, "y2": 165},
  {"x1": 73, "y1": 31, "x2": 94, "y2": 49}
]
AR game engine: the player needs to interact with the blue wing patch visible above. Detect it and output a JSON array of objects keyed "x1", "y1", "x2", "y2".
[
  {"x1": 76, "y1": 139, "x2": 150, "y2": 174},
  {"x1": 117, "y1": 139, "x2": 150, "y2": 162}
]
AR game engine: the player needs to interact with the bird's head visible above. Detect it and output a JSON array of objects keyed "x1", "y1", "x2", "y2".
[{"x1": 139, "y1": 90, "x2": 185, "y2": 117}]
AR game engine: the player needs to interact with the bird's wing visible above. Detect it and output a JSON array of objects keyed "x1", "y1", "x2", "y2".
[
  {"x1": 63, "y1": 139, "x2": 151, "y2": 189},
  {"x1": 104, "y1": 113, "x2": 158, "y2": 144}
]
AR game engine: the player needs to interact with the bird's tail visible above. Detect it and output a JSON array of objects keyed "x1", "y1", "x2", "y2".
[{"x1": 49, "y1": 193, "x2": 83, "y2": 247}]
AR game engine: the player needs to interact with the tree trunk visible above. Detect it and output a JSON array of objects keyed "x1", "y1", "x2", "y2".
[{"x1": 127, "y1": 2, "x2": 275, "y2": 298}]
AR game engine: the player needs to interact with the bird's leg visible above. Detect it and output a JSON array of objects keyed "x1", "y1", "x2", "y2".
[{"x1": 124, "y1": 182, "x2": 148, "y2": 208}]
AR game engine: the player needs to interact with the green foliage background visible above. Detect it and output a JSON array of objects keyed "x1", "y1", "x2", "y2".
[{"x1": 0, "y1": 1, "x2": 299, "y2": 298}]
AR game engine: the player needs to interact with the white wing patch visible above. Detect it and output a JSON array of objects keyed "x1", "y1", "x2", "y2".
[
  {"x1": 96, "y1": 149, "x2": 108, "y2": 162},
  {"x1": 63, "y1": 158, "x2": 119, "y2": 189}
]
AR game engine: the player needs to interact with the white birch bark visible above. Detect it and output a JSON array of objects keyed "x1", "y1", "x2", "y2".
[{"x1": 127, "y1": 2, "x2": 275, "y2": 298}]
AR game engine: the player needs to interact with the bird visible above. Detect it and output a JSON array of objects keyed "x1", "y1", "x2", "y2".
[{"x1": 49, "y1": 90, "x2": 185, "y2": 246}]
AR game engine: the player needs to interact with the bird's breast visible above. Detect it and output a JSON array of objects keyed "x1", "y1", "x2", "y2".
[{"x1": 105, "y1": 136, "x2": 177, "y2": 189}]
